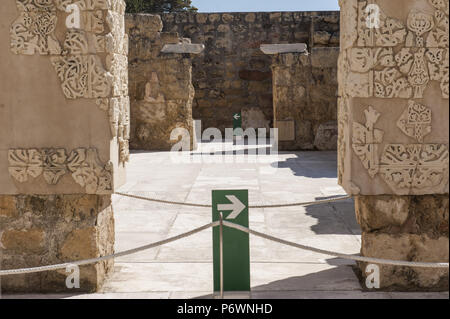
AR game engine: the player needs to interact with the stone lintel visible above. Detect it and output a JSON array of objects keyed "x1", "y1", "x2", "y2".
[
  {"x1": 260, "y1": 43, "x2": 308, "y2": 55},
  {"x1": 161, "y1": 44, "x2": 205, "y2": 54}
]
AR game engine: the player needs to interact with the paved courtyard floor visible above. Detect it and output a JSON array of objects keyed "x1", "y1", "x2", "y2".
[{"x1": 3, "y1": 141, "x2": 448, "y2": 299}]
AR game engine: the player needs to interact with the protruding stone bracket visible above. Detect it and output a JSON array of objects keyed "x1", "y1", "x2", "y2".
[
  {"x1": 161, "y1": 43, "x2": 205, "y2": 54},
  {"x1": 260, "y1": 43, "x2": 308, "y2": 55}
]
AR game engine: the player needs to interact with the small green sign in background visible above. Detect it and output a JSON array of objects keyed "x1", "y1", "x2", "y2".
[
  {"x1": 233, "y1": 112, "x2": 242, "y2": 136},
  {"x1": 212, "y1": 189, "x2": 250, "y2": 293}
]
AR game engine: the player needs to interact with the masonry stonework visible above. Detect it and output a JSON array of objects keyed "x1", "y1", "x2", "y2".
[
  {"x1": 126, "y1": 14, "x2": 196, "y2": 151},
  {"x1": 338, "y1": 0, "x2": 449, "y2": 290},
  {"x1": 160, "y1": 11, "x2": 340, "y2": 134},
  {"x1": 0, "y1": 0, "x2": 129, "y2": 292},
  {"x1": 271, "y1": 48, "x2": 339, "y2": 150}
]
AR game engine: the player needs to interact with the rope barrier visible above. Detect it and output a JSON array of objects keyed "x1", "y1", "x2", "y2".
[
  {"x1": 114, "y1": 192, "x2": 352, "y2": 208},
  {"x1": 0, "y1": 222, "x2": 219, "y2": 276},
  {"x1": 1, "y1": 220, "x2": 447, "y2": 276},
  {"x1": 221, "y1": 221, "x2": 449, "y2": 269}
]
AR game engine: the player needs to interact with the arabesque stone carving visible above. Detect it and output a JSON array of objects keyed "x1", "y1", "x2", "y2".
[
  {"x1": 341, "y1": 0, "x2": 450, "y2": 99},
  {"x1": 9, "y1": 0, "x2": 130, "y2": 164},
  {"x1": 8, "y1": 147, "x2": 113, "y2": 194},
  {"x1": 351, "y1": 104, "x2": 449, "y2": 193}
]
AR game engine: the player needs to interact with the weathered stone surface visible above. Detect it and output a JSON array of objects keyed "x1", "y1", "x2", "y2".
[
  {"x1": 1, "y1": 1, "x2": 128, "y2": 293},
  {"x1": 129, "y1": 13, "x2": 163, "y2": 32},
  {"x1": 271, "y1": 49, "x2": 338, "y2": 150},
  {"x1": 242, "y1": 107, "x2": 270, "y2": 131},
  {"x1": 260, "y1": 44, "x2": 308, "y2": 55},
  {"x1": 161, "y1": 43, "x2": 205, "y2": 54},
  {"x1": 0, "y1": 194, "x2": 114, "y2": 293},
  {"x1": 239, "y1": 70, "x2": 272, "y2": 82},
  {"x1": 0, "y1": 197, "x2": 16, "y2": 218},
  {"x1": 1, "y1": 229, "x2": 45, "y2": 254},
  {"x1": 126, "y1": 15, "x2": 197, "y2": 151},
  {"x1": 355, "y1": 195, "x2": 449, "y2": 237},
  {"x1": 314, "y1": 31, "x2": 332, "y2": 45},
  {"x1": 158, "y1": 11, "x2": 340, "y2": 132},
  {"x1": 314, "y1": 121, "x2": 338, "y2": 151},
  {"x1": 360, "y1": 233, "x2": 448, "y2": 291}
]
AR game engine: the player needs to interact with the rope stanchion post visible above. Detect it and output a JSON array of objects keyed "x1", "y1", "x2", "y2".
[{"x1": 219, "y1": 212, "x2": 224, "y2": 300}]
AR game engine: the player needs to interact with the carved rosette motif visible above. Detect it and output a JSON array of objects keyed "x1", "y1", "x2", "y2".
[
  {"x1": 9, "y1": 0, "x2": 130, "y2": 174},
  {"x1": 8, "y1": 148, "x2": 113, "y2": 194}
]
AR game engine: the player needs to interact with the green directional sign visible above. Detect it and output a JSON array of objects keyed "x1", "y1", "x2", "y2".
[
  {"x1": 212, "y1": 190, "x2": 250, "y2": 293},
  {"x1": 233, "y1": 112, "x2": 242, "y2": 136}
]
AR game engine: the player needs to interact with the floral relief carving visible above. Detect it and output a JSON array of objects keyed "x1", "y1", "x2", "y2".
[
  {"x1": 8, "y1": 149, "x2": 43, "y2": 183},
  {"x1": 341, "y1": 1, "x2": 450, "y2": 99},
  {"x1": 351, "y1": 104, "x2": 449, "y2": 193},
  {"x1": 397, "y1": 100, "x2": 432, "y2": 143},
  {"x1": 51, "y1": 54, "x2": 113, "y2": 99},
  {"x1": 9, "y1": 0, "x2": 130, "y2": 172},
  {"x1": 357, "y1": 1, "x2": 407, "y2": 47},
  {"x1": 379, "y1": 144, "x2": 449, "y2": 191},
  {"x1": 10, "y1": 1, "x2": 61, "y2": 55},
  {"x1": 352, "y1": 106, "x2": 383, "y2": 177},
  {"x1": 406, "y1": 11, "x2": 435, "y2": 47},
  {"x1": 427, "y1": 0, "x2": 449, "y2": 47},
  {"x1": 9, "y1": 148, "x2": 113, "y2": 194},
  {"x1": 426, "y1": 48, "x2": 449, "y2": 98}
]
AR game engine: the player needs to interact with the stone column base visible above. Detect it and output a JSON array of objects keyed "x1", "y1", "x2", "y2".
[
  {"x1": 355, "y1": 195, "x2": 449, "y2": 291},
  {"x1": 0, "y1": 195, "x2": 114, "y2": 293}
]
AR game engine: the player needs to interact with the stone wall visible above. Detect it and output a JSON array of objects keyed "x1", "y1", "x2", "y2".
[
  {"x1": 338, "y1": 0, "x2": 449, "y2": 290},
  {"x1": 126, "y1": 14, "x2": 196, "y2": 151},
  {"x1": 0, "y1": 195, "x2": 114, "y2": 292},
  {"x1": 271, "y1": 48, "x2": 339, "y2": 150},
  {"x1": 0, "y1": 0, "x2": 129, "y2": 292},
  {"x1": 160, "y1": 11, "x2": 340, "y2": 133}
]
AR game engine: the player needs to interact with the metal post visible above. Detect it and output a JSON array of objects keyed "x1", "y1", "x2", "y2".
[
  {"x1": 219, "y1": 212, "x2": 224, "y2": 299},
  {"x1": 0, "y1": 247, "x2": 2, "y2": 298}
]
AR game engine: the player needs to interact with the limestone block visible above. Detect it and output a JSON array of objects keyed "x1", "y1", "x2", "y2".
[
  {"x1": 270, "y1": 50, "x2": 338, "y2": 151},
  {"x1": 260, "y1": 44, "x2": 308, "y2": 55},
  {"x1": 355, "y1": 195, "x2": 449, "y2": 236},
  {"x1": 314, "y1": 121, "x2": 338, "y2": 150},
  {"x1": 242, "y1": 107, "x2": 270, "y2": 131},
  {"x1": 125, "y1": 13, "x2": 163, "y2": 32},
  {"x1": 314, "y1": 31, "x2": 332, "y2": 45},
  {"x1": 359, "y1": 233, "x2": 448, "y2": 290},
  {"x1": 311, "y1": 47, "x2": 340, "y2": 68},
  {"x1": 161, "y1": 44, "x2": 205, "y2": 54},
  {"x1": 0, "y1": 194, "x2": 115, "y2": 293}
]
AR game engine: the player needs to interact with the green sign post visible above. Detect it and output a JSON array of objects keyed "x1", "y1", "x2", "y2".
[
  {"x1": 212, "y1": 190, "x2": 250, "y2": 294},
  {"x1": 233, "y1": 112, "x2": 242, "y2": 136}
]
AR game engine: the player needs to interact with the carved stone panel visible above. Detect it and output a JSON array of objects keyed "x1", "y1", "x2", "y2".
[
  {"x1": 339, "y1": 0, "x2": 449, "y2": 196},
  {"x1": 9, "y1": 148, "x2": 113, "y2": 194},
  {"x1": 3, "y1": 0, "x2": 129, "y2": 195}
]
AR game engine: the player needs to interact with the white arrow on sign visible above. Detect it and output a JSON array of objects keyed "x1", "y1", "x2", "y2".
[
  {"x1": 218, "y1": 195, "x2": 246, "y2": 219},
  {"x1": 233, "y1": 114, "x2": 241, "y2": 120}
]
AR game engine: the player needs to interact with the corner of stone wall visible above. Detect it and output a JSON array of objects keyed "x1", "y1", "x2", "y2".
[{"x1": 0, "y1": 195, "x2": 115, "y2": 293}]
